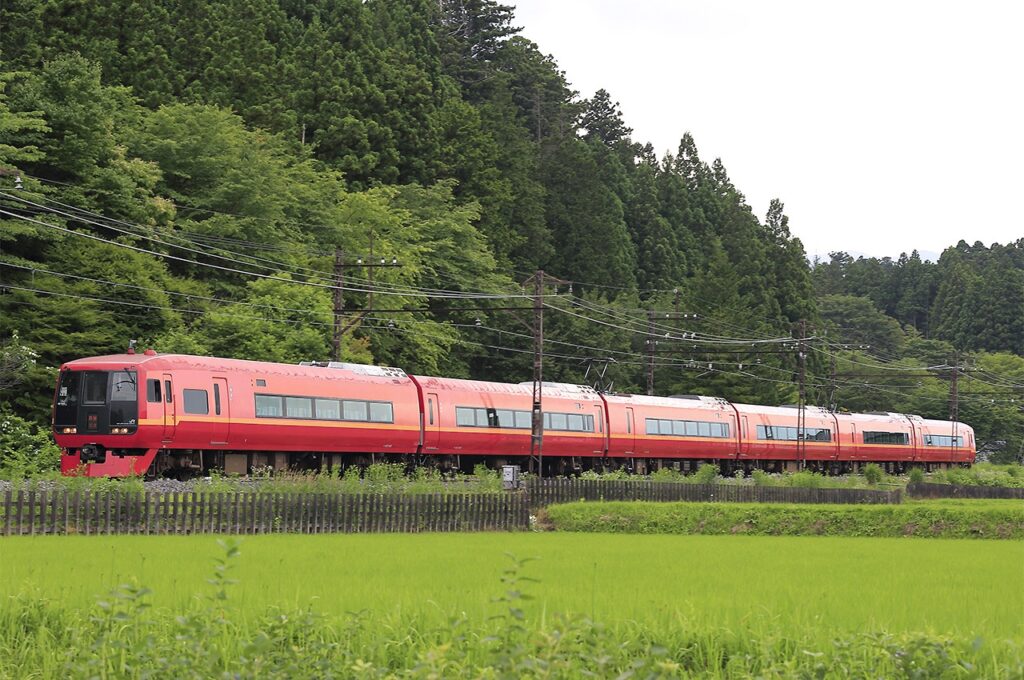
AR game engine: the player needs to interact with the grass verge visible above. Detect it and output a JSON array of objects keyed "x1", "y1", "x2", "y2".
[{"x1": 544, "y1": 500, "x2": 1024, "y2": 539}]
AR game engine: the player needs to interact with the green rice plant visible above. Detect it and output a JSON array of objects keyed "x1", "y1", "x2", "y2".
[{"x1": 0, "y1": 535, "x2": 1021, "y2": 678}]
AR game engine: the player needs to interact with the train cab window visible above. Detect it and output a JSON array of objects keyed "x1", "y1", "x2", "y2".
[
  {"x1": 183, "y1": 389, "x2": 209, "y2": 415},
  {"x1": 369, "y1": 402, "x2": 393, "y2": 423},
  {"x1": 110, "y1": 371, "x2": 137, "y2": 402},
  {"x1": 343, "y1": 400, "x2": 368, "y2": 421},
  {"x1": 146, "y1": 379, "x2": 162, "y2": 403},
  {"x1": 82, "y1": 372, "x2": 108, "y2": 405},
  {"x1": 255, "y1": 394, "x2": 283, "y2": 417},
  {"x1": 315, "y1": 398, "x2": 341, "y2": 420}
]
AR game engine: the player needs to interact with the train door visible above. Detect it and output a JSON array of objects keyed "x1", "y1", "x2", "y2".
[
  {"x1": 423, "y1": 392, "x2": 440, "y2": 452},
  {"x1": 161, "y1": 373, "x2": 176, "y2": 441},
  {"x1": 739, "y1": 416, "x2": 749, "y2": 456},
  {"x1": 623, "y1": 407, "x2": 635, "y2": 456},
  {"x1": 594, "y1": 404, "x2": 608, "y2": 455},
  {"x1": 210, "y1": 377, "x2": 229, "y2": 445}
]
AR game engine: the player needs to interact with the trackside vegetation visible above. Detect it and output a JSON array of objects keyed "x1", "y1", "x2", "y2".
[
  {"x1": 0, "y1": 534, "x2": 1021, "y2": 678},
  {"x1": 544, "y1": 500, "x2": 1024, "y2": 539}
]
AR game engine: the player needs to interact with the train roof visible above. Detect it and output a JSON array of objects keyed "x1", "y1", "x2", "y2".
[
  {"x1": 62, "y1": 353, "x2": 411, "y2": 383},
  {"x1": 602, "y1": 393, "x2": 731, "y2": 410}
]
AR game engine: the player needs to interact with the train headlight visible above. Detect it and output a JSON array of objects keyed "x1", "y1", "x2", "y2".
[{"x1": 61, "y1": 427, "x2": 77, "y2": 434}]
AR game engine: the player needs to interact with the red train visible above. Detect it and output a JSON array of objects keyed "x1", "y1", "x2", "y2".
[{"x1": 52, "y1": 350, "x2": 975, "y2": 478}]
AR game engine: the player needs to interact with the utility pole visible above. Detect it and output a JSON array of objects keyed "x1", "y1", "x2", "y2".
[
  {"x1": 646, "y1": 310, "x2": 656, "y2": 395},
  {"x1": 796, "y1": 320, "x2": 808, "y2": 470},
  {"x1": 530, "y1": 270, "x2": 545, "y2": 477},
  {"x1": 950, "y1": 350, "x2": 960, "y2": 458},
  {"x1": 332, "y1": 248, "x2": 345, "y2": 362},
  {"x1": 331, "y1": 245, "x2": 401, "y2": 362}
]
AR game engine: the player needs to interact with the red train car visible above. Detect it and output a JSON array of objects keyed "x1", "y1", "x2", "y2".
[{"x1": 52, "y1": 351, "x2": 976, "y2": 477}]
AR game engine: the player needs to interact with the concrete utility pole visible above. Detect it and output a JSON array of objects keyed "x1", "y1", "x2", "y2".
[
  {"x1": 796, "y1": 320, "x2": 808, "y2": 470},
  {"x1": 531, "y1": 270, "x2": 544, "y2": 477},
  {"x1": 331, "y1": 243, "x2": 401, "y2": 362}
]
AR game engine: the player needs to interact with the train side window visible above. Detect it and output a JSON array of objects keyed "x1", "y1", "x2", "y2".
[
  {"x1": 213, "y1": 384, "x2": 222, "y2": 415},
  {"x1": 456, "y1": 407, "x2": 475, "y2": 426},
  {"x1": 626, "y1": 414, "x2": 631, "y2": 434},
  {"x1": 147, "y1": 379, "x2": 162, "y2": 403},
  {"x1": 255, "y1": 394, "x2": 283, "y2": 417},
  {"x1": 343, "y1": 400, "x2": 368, "y2": 422},
  {"x1": 515, "y1": 410, "x2": 531, "y2": 429},
  {"x1": 721, "y1": 423, "x2": 730, "y2": 438},
  {"x1": 496, "y1": 409, "x2": 515, "y2": 428},
  {"x1": 658, "y1": 419, "x2": 672, "y2": 435},
  {"x1": 672, "y1": 421, "x2": 685, "y2": 436},
  {"x1": 584, "y1": 415, "x2": 594, "y2": 432},
  {"x1": 567, "y1": 414, "x2": 584, "y2": 432},
  {"x1": 698, "y1": 422, "x2": 711, "y2": 437},
  {"x1": 645, "y1": 418, "x2": 657, "y2": 435},
  {"x1": 285, "y1": 396, "x2": 312, "y2": 419},
  {"x1": 474, "y1": 408, "x2": 488, "y2": 427},
  {"x1": 427, "y1": 399, "x2": 434, "y2": 425},
  {"x1": 684, "y1": 421, "x2": 697, "y2": 436},
  {"x1": 164, "y1": 380, "x2": 172, "y2": 403},
  {"x1": 549, "y1": 413, "x2": 568, "y2": 430},
  {"x1": 315, "y1": 398, "x2": 341, "y2": 420},
  {"x1": 369, "y1": 402, "x2": 393, "y2": 423},
  {"x1": 183, "y1": 389, "x2": 209, "y2": 415}
]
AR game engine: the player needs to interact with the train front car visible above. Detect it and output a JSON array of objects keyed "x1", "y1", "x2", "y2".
[{"x1": 53, "y1": 351, "x2": 163, "y2": 477}]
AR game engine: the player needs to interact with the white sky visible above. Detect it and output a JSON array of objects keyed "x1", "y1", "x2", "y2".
[{"x1": 511, "y1": 0, "x2": 1024, "y2": 261}]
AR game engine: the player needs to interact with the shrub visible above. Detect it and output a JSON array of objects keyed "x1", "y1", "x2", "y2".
[
  {"x1": 863, "y1": 463, "x2": 883, "y2": 486},
  {"x1": 782, "y1": 470, "x2": 825, "y2": 488},
  {"x1": 0, "y1": 407, "x2": 61, "y2": 479},
  {"x1": 751, "y1": 469, "x2": 775, "y2": 486},
  {"x1": 909, "y1": 467, "x2": 925, "y2": 484},
  {"x1": 692, "y1": 463, "x2": 719, "y2": 484}
]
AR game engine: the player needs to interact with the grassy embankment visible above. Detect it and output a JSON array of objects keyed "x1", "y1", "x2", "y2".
[
  {"x1": 544, "y1": 498, "x2": 1024, "y2": 539},
  {"x1": 0, "y1": 533, "x2": 1021, "y2": 677}
]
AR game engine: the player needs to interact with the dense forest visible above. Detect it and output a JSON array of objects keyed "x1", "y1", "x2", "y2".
[{"x1": 0, "y1": 0, "x2": 1020, "y2": 462}]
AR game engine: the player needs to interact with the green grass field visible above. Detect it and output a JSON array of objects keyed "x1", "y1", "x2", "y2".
[{"x1": 1, "y1": 533, "x2": 1021, "y2": 677}]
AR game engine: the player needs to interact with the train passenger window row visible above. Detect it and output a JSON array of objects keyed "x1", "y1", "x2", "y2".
[
  {"x1": 756, "y1": 425, "x2": 832, "y2": 442},
  {"x1": 863, "y1": 431, "x2": 909, "y2": 445},
  {"x1": 454, "y1": 407, "x2": 595, "y2": 432},
  {"x1": 644, "y1": 418, "x2": 731, "y2": 438},
  {"x1": 254, "y1": 394, "x2": 394, "y2": 423},
  {"x1": 924, "y1": 434, "x2": 963, "y2": 447}
]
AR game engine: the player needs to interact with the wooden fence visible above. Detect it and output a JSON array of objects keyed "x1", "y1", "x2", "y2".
[
  {"x1": 1, "y1": 490, "x2": 531, "y2": 536},
  {"x1": 906, "y1": 481, "x2": 1024, "y2": 500},
  {"x1": 1, "y1": 480, "x2": 905, "y2": 536},
  {"x1": 525, "y1": 478, "x2": 902, "y2": 507}
]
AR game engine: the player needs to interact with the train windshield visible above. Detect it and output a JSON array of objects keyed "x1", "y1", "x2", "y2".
[{"x1": 53, "y1": 369, "x2": 139, "y2": 432}]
